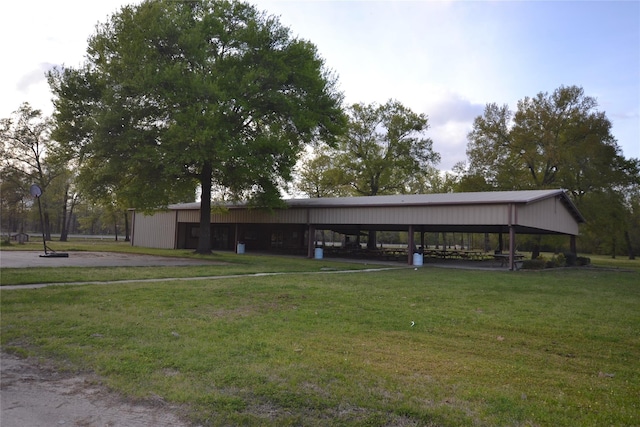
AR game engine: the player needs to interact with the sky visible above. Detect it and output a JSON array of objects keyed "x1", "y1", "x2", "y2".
[{"x1": 2, "y1": 0, "x2": 638, "y2": 172}]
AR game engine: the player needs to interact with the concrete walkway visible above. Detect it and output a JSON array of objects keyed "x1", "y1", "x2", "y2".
[{"x1": 0, "y1": 251, "x2": 224, "y2": 269}]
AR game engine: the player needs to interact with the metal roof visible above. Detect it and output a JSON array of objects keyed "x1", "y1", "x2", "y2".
[{"x1": 168, "y1": 189, "x2": 585, "y2": 223}]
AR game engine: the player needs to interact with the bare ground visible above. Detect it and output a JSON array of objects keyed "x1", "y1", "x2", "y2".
[{"x1": 0, "y1": 352, "x2": 192, "y2": 427}]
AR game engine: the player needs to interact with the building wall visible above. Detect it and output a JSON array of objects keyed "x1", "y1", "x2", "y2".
[
  {"x1": 131, "y1": 211, "x2": 177, "y2": 249},
  {"x1": 171, "y1": 201, "x2": 578, "y2": 232},
  {"x1": 178, "y1": 208, "x2": 308, "y2": 224},
  {"x1": 174, "y1": 205, "x2": 514, "y2": 227},
  {"x1": 132, "y1": 194, "x2": 582, "y2": 249},
  {"x1": 305, "y1": 204, "x2": 512, "y2": 226},
  {"x1": 517, "y1": 198, "x2": 580, "y2": 235}
]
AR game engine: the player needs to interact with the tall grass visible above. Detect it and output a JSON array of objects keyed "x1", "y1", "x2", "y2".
[{"x1": 2, "y1": 265, "x2": 638, "y2": 426}]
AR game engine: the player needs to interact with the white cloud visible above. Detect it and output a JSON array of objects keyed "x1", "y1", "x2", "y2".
[
  {"x1": 16, "y1": 63, "x2": 55, "y2": 93},
  {"x1": 421, "y1": 91, "x2": 484, "y2": 171},
  {"x1": 2, "y1": 0, "x2": 637, "y2": 164}
]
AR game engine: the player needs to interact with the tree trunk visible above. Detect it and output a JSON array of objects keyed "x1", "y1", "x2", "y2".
[
  {"x1": 60, "y1": 187, "x2": 78, "y2": 242},
  {"x1": 623, "y1": 230, "x2": 635, "y2": 260},
  {"x1": 196, "y1": 162, "x2": 213, "y2": 254},
  {"x1": 66, "y1": 193, "x2": 79, "y2": 238},
  {"x1": 531, "y1": 235, "x2": 541, "y2": 259},
  {"x1": 60, "y1": 188, "x2": 69, "y2": 241},
  {"x1": 367, "y1": 229, "x2": 377, "y2": 250},
  {"x1": 43, "y1": 211, "x2": 52, "y2": 241},
  {"x1": 611, "y1": 233, "x2": 616, "y2": 259},
  {"x1": 124, "y1": 210, "x2": 130, "y2": 242}
]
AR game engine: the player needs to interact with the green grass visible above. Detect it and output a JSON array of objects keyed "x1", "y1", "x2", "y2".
[
  {"x1": 0, "y1": 256, "x2": 381, "y2": 286},
  {"x1": 1, "y1": 255, "x2": 638, "y2": 426}
]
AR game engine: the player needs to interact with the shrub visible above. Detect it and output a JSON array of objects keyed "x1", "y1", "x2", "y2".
[
  {"x1": 522, "y1": 259, "x2": 546, "y2": 270},
  {"x1": 563, "y1": 252, "x2": 577, "y2": 266},
  {"x1": 522, "y1": 254, "x2": 567, "y2": 270},
  {"x1": 544, "y1": 254, "x2": 566, "y2": 268},
  {"x1": 576, "y1": 256, "x2": 591, "y2": 266}
]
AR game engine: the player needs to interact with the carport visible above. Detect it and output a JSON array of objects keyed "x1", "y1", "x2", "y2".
[{"x1": 130, "y1": 189, "x2": 585, "y2": 271}]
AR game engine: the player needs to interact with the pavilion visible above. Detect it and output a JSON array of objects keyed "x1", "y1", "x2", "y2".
[{"x1": 130, "y1": 189, "x2": 585, "y2": 270}]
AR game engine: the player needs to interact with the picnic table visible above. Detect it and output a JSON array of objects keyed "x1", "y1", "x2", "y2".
[
  {"x1": 423, "y1": 249, "x2": 489, "y2": 261},
  {"x1": 379, "y1": 248, "x2": 408, "y2": 260},
  {"x1": 493, "y1": 253, "x2": 525, "y2": 267}
]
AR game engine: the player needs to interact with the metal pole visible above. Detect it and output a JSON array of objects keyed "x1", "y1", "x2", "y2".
[{"x1": 37, "y1": 195, "x2": 47, "y2": 255}]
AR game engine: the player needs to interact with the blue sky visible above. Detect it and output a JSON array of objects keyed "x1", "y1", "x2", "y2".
[{"x1": 2, "y1": 0, "x2": 638, "y2": 171}]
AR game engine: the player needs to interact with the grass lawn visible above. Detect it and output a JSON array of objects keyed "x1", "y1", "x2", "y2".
[
  {"x1": 0, "y1": 240, "x2": 385, "y2": 286},
  {"x1": 2, "y1": 243, "x2": 639, "y2": 426}
]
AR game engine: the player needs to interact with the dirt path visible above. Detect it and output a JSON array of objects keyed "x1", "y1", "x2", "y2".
[{"x1": 0, "y1": 352, "x2": 191, "y2": 427}]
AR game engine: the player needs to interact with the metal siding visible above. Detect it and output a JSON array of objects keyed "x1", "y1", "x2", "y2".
[
  {"x1": 177, "y1": 210, "x2": 199, "y2": 222},
  {"x1": 209, "y1": 208, "x2": 307, "y2": 224},
  {"x1": 518, "y1": 198, "x2": 579, "y2": 235},
  {"x1": 176, "y1": 208, "x2": 307, "y2": 224},
  {"x1": 308, "y1": 205, "x2": 509, "y2": 225},
  {"x1": 132, "y1": 211, "x2": 177, "y2": 249}
]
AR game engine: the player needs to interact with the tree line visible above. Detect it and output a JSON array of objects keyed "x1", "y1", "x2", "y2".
[
  {"x1": 0, "y1": 104, "x2": 130, "y2": 241},
  {"x1": 1, "y1": 0, "x2": 638, "y2": 258}
]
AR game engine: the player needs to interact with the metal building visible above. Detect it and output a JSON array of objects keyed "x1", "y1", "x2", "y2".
[{"x1": 130, "y1": 189, "x2": 585, "y2": 270}]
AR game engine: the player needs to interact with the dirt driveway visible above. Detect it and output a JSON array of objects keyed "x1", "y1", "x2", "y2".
[
  {"x1": 0, "y1": 251, "x2": 218, "y2": 426},
  {"x1": 1, "y1": 352, "x2": 191, "y2": 427}
]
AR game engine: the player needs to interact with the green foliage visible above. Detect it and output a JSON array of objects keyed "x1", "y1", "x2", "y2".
[
  {"x1": 477, "y1": 86, "x2": 632, "y2": 190},
  {"x1": 466, "y1": 85, "x2": 629, "y2": 193},
  {"x1": 331, "y1": 99, "x2": 440, "y2": 196},
  {"x1": 521, "y1": 258, "x2": 546, "y2": 270},
  {"x1": 521, "y1": 254, "x2": 567, "y2": 269},
  {"x1": 295, "y1": 150, "x2": 351, "y2": 197},
  {"x1": 577, "y1": 188, "x2": 640, "y2": 258},
  {"x1": 0, "y1": 168, "x2": 30, "y2": 234},
  {"x1": 0, "y1": 103, "x2": 77, "y2": 240},
  {"x1": 48, "y1": 0, "x2": 346, "y2": 252},
  {"x1": 464, "y1": 85, "x2": 640, "y2": 257},
  {"x1": 576, "y1": 256, "x2": 591, "y2": 266}
]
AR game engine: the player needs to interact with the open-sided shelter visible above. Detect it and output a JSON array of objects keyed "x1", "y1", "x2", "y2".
[{"x1": 130, "y1": 189, "x2": 585, "y2": 270}]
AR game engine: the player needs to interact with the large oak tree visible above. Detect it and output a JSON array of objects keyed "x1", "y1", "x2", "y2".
[
  {"x1": 465, "y1": 85, "x2": 636, "y2": 195},
  {"x1": 465, "y1": 85, "x2": 640, "y2": 257},
  {"x1": 335, "y1": 100, "x2": 440, "y2": 197},
  {"x1": 48, "y1": 0, "x2": 345, "y2": 253},
  {"x1": 301, "y1": 99, "x2": 439, "y2": 248}
]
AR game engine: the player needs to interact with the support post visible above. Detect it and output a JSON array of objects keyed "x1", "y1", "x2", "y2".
[
  {"x1": 234, "y1": 224, "x2": 239, "y2": 253},
  {"x1": 408, "y1": 225, "x2": 415, "y2": 265},
  {"x1": 509, "y1": 225, "x2": 516, "y2": 271},
  {"x1": 307, "y1": 225, "x2": 316, "y2": 258}
]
